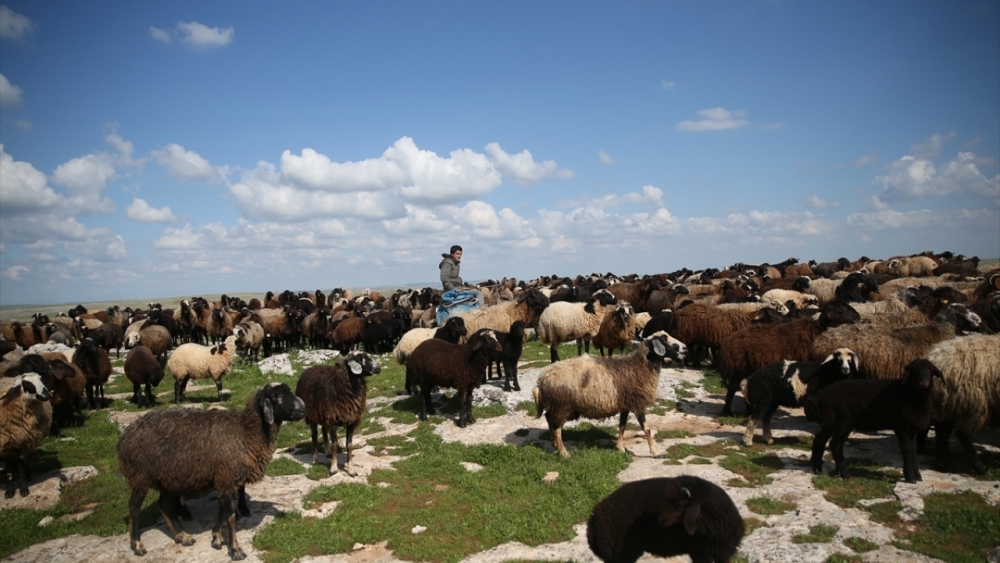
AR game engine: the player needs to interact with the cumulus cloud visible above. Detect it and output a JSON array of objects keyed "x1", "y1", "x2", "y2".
[
  {"x1": 280, "y1": 147, "x2": 406, "y2": 192},
  {"x1": 598, "y1": 150, "x2": 615, "y2": 165},
  {"x1": 0, "y1": 5, "x2": 34, "y2": 40},
  {"x1": 0, "y1": 73, "x2": 24, "y2": 108},
  {"x1": 0, "y1": 214, "x2": 128, "y2": 261},
  {"x1": 484, "y1": 142, "x2": 573, "y2": 185},
  {"x1": 0, "y1": 144, "x2": 62, "y2": 214},
  {"x1": 910, "y1": 132, "x2": 956, "y2": 160},
  {"x1": 805, "y1": 196, "x2": 839, "y2": 209},
  {"x1": 126, "y1": 198, "x2": 182, "y2": 223},
  {"x1": 873, "y1": 151, "x2": 1000, "y2": 202},
  {"x1": 51, "y1": 153, "x2": 116, "y2": 194},
  {"x1": 676, "y1": 107, "x2": 750, "y2": 132},
  {"x1": 3, "y1": 265, "x2": 28, "y2": 281},
  {"x1": 177, "y1": 21, "x2": 234, "y2": 50},
  {"x1": 149, "y1": 26, "x2": 171, "y2": 43},
  {"x1": 151, "y1": 143, "x2": 223, "y2": 182}
]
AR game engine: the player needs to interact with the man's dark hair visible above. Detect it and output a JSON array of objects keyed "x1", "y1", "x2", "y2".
[{"x1": 450, "y1": 245, "x2": 463, "y2": 255}]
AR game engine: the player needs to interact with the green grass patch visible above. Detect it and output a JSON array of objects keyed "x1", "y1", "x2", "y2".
[
  {"x1": 674, "y1": 387, "x2": 695, "y2": 400},
  {"x1": 720, "y1": 452, "x2": 783, "y2": 487},
  {"x1": 743, "y1": 517, "x2": 767, "y2": 535},
  {"x1": 515, "y1": 400, "x2": 537, "y2": 414},
  {"x1": 894, "y1": 491, "x2": 1000, "y2": 563},
  {"x1": 254, "y1": 428, "x2": 630, "y2": 563},
  {"x1": 843, "y1": 536, "x2": 878, "y2": 553},
  {"x1": 864, "y1": 500, "x2": 902, "y2": 524},
  {"x1": 792, "y1": 524, "x2": 839, "y2": 544},
  {"x1": 824, "y1": 554, "x2": 863, "y2": 563},
  {"x1": 699, "y1": 369, "x2": 726, "y2": 394},
  {"x1": 813, "y1": 461, "x2": 901, "y2": 508},
  {"x1": 745, "y1": 496, "x2": 796, "y2": 515},
  {"x1": 267, "y1": 457, "x2": 307, "y2": 477},
  {"x1": 647, "y1": 399, "x2": 677, "y2": 415}
]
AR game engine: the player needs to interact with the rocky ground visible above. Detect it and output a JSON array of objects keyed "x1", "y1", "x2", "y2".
[{"x1": 4, "y1": 357, "x2": 999, "y2": 563}]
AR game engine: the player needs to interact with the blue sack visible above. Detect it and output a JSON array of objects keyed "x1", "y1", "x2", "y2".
[{"x1": 436, "y1": 289, "x2": 479, "y2": 325}]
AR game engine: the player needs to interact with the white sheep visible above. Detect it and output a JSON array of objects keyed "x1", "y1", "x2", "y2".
[
  {"x1": 166, "y1": 335, "x2": 237, "y2": 403},
  {"x1": 760, "y1": 288, "x2": 819, "y2": 310},
  {"x1": 887, "y1": 256, "x2": 938, "y2": 277},
  {"x1": 926, "y1": 333, "x2": 1000, "y2": 475},
  {"x1": 533, "y1": 331, "x2": 687, "y2": 457},
  {"x1": 537, "y1": 289, "x2": 619, "y2": 362},
  {"x1": 1, "y1": 373, "x2": 52, "y2": 498}
]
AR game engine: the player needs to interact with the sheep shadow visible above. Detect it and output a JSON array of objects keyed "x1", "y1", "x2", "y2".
[{"x1": 134, "y1": 488, "x2": 277, "y2": 540}]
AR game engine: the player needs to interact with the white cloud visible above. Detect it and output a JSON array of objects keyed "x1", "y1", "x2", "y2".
[
  {"x1": 0, "y1": 5, "x2": 34, "y2": 40},
  {"x1": 151, "y1": 143, "x2": 222, "y2": 182},
  {"x1": 3, "y1": 265, "x2": 28, "y2": 281},
  {"x1": 0, "y1": 73, "x2": 24, "y2": 108},
  {"x1": 0, "y1": 214, "x2": 128, "y2": 261},
  {"x1": 51, "y1": 154, "x2": 116, "y2": 194},
  {"x1": 280, "y1": 147, "x2": 406, "y2": 192},
  {"x1": 0, "y1": 144, "x2": 62, "y2": 214},
  {"x1": 392, "y1": 140, "x2": 500, "y2": 202},
  {"x1": 149, "y1": 26, "x2": 171, "y2": 44},
  {"x1": 661, "y1": 80, "x2": 675, "y2": 91},
  {"x1": 10, "y1": 117, "x2": 32, "y2": 131},
  {"x1": 676, "y1": 107, "x2": 750, "y2": 132},
  {"x1": 846, "y1": 208, "x2": 941, "y2": 230},
  {"x1": 598, "y1": 150, "x2": 615, "y2": 165},
  {"x1": 910, "y1": 132, "x2": 956, "y2": 160},
  {"x1": 177, "y1": 21, "x2": 234, "y2": 50},
  {"x1": 873, "y1": 151, "x2": 1000, "y2": 202},
  {"x1": 805, "y1": 196, "x2": 839, "y2": 209},
  {"x1": 484, "y1": 142, "x2": 573, "y2": 185},
  {"x1": 126, "y1": 198, "x2": 182, "y2": 223}
]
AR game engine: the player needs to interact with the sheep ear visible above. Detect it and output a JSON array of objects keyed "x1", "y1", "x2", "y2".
[
  {"x1": 260, "y1": 396, "x2": 275, "y2": 425},
  {"x1": 651, "y1": 337, "x2": 666, "y2": 357},
  {"x1": 1, "y1": 384, "x2": 22, "y2": 400},
  {"x1": 682, "y1": 503, "x2": 700, "y2": 535},
  {"x1": 348, "y1": 360, "x2": 363, "y2": 375}
]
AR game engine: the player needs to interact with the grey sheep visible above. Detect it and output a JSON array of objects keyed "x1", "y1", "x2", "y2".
[
  {"x1": 295, "y1": 351, "x2": 381, "y2": 476},
  {"x1": 116, "y1": 382, "x2": 305, "y2": 560},
  {"x1": 587, "y1": 475, "x2": 744, "y2": 563},
  {"x1": 533, "y1": 331, "x2": 687, "y2": 458}
]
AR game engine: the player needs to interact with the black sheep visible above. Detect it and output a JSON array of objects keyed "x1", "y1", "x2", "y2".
[
  {"x1": 72, "y1": 338, "x2": 112, "y2": 409},
  {"x1": 739, "y1": 348, "x2": 860, "y2": 446},
  {"x1": 587, "y1": 475, "x2": 744, "y2": 563},
  {"x1": 486, "y1": 320, "x2": 527, "y2": 391},
  {"x1": 407, "y1": 328, "x2": 502, "y2": 427},
  {"x1": 803, "y1": 358, "x2": 942, "y2": 483},
  {"x1": 84, "y1": 321, "x2": 125, "y2": 357},
  {"x1": 295, "y1": 351, "x2": 381, "y2": 476}
]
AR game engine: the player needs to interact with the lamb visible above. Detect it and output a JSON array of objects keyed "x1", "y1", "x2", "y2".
[
  {"x1": 117, "y1": 382, "x2": 305, "y2": 559},
  {"x1": 124, "y1": 345, "x2": 164, "y2": 408},
  {"x1": 456, "y1": 288, "x2": 550, "y2": 336},
  {"x1": 739, "y1": 348, "x2": 860, "y2": 446},
  {"x1": 167, "y1": 335, "x2": 238, "y2": 403},
  {"x1": 716, "y1": 300, "x2": 861, "y2": 415},
  {"x1": 295, "y1": 351, "x2": 382, "y2": 476},
  {"x1": 233, "y1": 320, "x2": 265, "y2": 362},
  {"x1": 810, "y1": 303, "x2": 983, "y2": 381},
  {"x1": 38, "y1": 353, "x2": 86, "y2": 432},
  {"x1": 486, "y1": 320, "x2": 528, "y2": 392},
  {"x1": 1, "y1": 373, "x2": 52, "y2": 498},
  {"x1": 593, "y1": 303, "x2": 637, "y2": 357},
  {"x1": 533, "y1": 331, "x2": 687, "y2": 458},
  {"x1": 537, "y1": 289, "x2": 619, "y2": 362},
  {"x1": 925, "y1": 334, "x2": 1000, "y2": 474},
  {"x1": 393, "y1": 316, "x2": 468, "y2": 366},
  {"x1": 407, "y1": 328, "x2": 502, "y2": 427},
  {"x1": 803, "y1": 358, "x2": 942, "y2": 483},
  {"x1": 587, "y1": 476, "x2": 744, "y2": 563},
  {"x1": 73, "y1": 337, "x2": 112, "y2": 410},
  {"x1": 330, "y1": 316, "x2": 365, "y2": 354}
]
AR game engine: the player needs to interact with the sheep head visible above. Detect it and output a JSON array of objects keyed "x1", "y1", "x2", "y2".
[
  {"x1": 344, "y1": 351, "x2": 381, "y2": 377},
  {"x1": 823, "y1": 348, "x2": 860, "y2": 376},
  {"x1": 257, "y1": 382, "x2": 305, "y2": 425},
  {"x1": 1, "y1": 373, "x2": 51, "y2": 403},
  {"x1": 644, "y1": 331, "x2": 687, "y2": 364},
  {"x1": 657, "y1": 483, "x2": 699, "y2": 535},
  {"x1": 902, "y1": 358, "x2": 943, "y2": 390}
]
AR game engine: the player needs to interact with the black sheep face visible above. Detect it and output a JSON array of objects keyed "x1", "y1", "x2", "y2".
[
  {"x1": 259, "y1": 382, "x2": 306, "y2": 423},
  {"x1": 345, "y1": 351, "x2": 381, "y2": 377},
  {"x1": 903, "y1": 359, "x2": 943, "y2": 390},
  {"x1": 823, "y1": 348, "x2": 860, "y2": 376},
  {"x1": 645, "y1": 332, "x2": 687, "y2": 363},
  {"x1": 656, "y1": 483, "x2": 699, "y2": 535}
]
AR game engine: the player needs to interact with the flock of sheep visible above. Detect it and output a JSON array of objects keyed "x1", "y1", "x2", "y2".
[{"x1": 1, "y1": 249, "x2": 999, "y2": 562}]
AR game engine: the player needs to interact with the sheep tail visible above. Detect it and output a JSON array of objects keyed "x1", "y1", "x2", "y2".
[{"x1": 532, "y1": 386, "x2": 543, "y2": 418}]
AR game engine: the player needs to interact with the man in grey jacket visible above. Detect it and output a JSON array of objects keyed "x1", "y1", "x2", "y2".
[{"x1": 439, "y1": 245, "x2": 484, "y2": 307}]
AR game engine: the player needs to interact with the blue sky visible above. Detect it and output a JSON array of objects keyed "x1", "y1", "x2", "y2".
[{"x1": 1, "y1": 1, "x2": 998, "y2": 306}]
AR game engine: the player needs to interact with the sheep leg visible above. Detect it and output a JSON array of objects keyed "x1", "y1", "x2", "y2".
[
  {"x1": 17, "y1": 458, "x2": 31, "y2": 497},
  {"x1": 144, "y1": 382, "x2": 155, "y2": 407},
  {"x1": 957, "y1": 430, "x2": 986, "y2": 475},
  {"x1": 743, "y1": 418, "x2": 758, "y2": 447},
  {"x1": 505, "y1": 359, "x2": 520, "y2": 392},
  {"x1": 215, "y1": 378, "x2": 224, "y2": 401},
  {"x1": 810, "y1": 428, "x2": 833, "y2": 474},
  {"x1": 344, "y1": 422, "x2": 358, "y2": 476},
  {"x1": 85, "y1": 383, "x2": 96, "y2": 410},
  {"x1": 4, "y1": 458, "x2": 18, "y2": 499},
  {"x1": 132, "y1": 382, "x2": 142, "y2": 407},
  {"x1": 550, "y1": 346, "x2": 560, "y2": 363},
  {"x1": 309, "y1": 423, "x2": 320, "y2": 464},
  {"x1": 895, "y1": 429, "x2": 921, "y2": 483},
  {"x1": 553, "y1": 426, "x2": 569, "y2": 458},
  {"x1": 222, "y1": 491, "x2": 247, "y2": 560},
  {"x1": 237, "y1": 486, "x2": 250, "y2": 517},
  {"x1": 158, "y1": 491, "x2": 195, "y2": 547},
  {"x1": 127, "y1": 488, "x2": 149, "y2": 556},
  {"x1": 830, "y1": 432, "x2": 850, "y2": 478},
  {"x1": 636, "y1": 412, "x2": 657, "y2": 457},
  {"x1": 615, "y1": 411, "x2": 630, "y2": 452},
  {"x1": 762, "y1": 404, "x2": 780, "y2": 445},
  {"x1": 98, "y1": 383, "x2": 105, "y2": 408}
]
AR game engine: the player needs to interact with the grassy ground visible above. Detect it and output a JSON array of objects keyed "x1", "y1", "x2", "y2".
[{"x1": 1, "y1": 335, "x2": 999, "y2": 562}]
